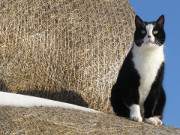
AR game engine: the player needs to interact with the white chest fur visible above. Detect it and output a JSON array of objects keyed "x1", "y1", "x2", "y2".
[{"x1": 132, "y1": 44, "x2": 164, "y2": 107}]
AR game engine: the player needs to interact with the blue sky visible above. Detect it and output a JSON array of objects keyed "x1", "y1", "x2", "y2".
[{"x1": 129, "y1": 0, "x2": 180, "y2": 128}]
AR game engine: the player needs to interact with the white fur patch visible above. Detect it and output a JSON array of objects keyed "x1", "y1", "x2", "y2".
[
  {"x1": 144, "y1": 24, "x2": 155, "y2": 43},
  {"x1": 132, "y1": 43, "x2": 164, "y2": 107},
  {"x1": 129, "y1": 104, "x2": 143, "y2": 122},
  {"x1": 145, "y1": 117, "x2": 163, "y2": 125}
]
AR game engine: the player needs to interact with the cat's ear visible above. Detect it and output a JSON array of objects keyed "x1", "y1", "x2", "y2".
[
  {"x1": 157, "y1": 15, "x2": 165, "y2": 28},
  {"x1": 135, "y1": 15, "x2": 144, "y2": 27}
]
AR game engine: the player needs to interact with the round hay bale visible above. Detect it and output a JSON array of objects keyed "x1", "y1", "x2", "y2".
[
  {"x1": 0, "y1": 106, "x2": 180, "y2": 135},
  {"x1": 0, "y1": 0, "x2": 135, "y2": 113}
]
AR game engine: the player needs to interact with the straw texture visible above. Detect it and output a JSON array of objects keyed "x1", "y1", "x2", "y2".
[
  {"x1": 0, "y1": 0, "x2": 135, "y2": 113},
  {"x1": 0, "y1": 106, "x2": 180, "y2": 135}
]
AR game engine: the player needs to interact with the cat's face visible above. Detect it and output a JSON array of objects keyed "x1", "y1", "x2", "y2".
[{"x1": 134, "y1": 15, "x2": 165, "y2": 47}]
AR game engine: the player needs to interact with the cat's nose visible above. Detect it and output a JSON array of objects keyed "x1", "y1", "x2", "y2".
[{"x1": 148, "y1": 35, "x2": 151, "y2": 38}]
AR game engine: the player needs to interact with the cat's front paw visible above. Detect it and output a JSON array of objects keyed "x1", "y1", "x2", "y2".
[
  {"x1": 130, "y1": 114, "x2": 143, "y2": 122},
  {"x1": 145, "y1": 117, "x2": 162, "y2": 125},
  {"x1": 130, "y1": 104, "x2": 143, "y2": 122}
]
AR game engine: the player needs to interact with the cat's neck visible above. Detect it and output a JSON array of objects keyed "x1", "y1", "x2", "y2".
[
  {"x1": 132, "y1": 42, "x2": 165, "y2": 69},
  {"x1": 132, "y1": 43, "x2": 164, "y2": 57}
]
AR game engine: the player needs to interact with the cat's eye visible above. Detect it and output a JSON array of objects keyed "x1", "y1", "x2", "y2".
[
  {"x1": 141, "y1": 29, "x2": 146, "y2": 35},
  {"x1": 153, "y1": 30, "x2": 158, "y2": 35}
]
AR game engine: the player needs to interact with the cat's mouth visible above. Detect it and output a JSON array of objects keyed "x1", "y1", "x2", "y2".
[
  {"x1": 148, "y1": 41, "x2": 154, "y2": 43},
  {"x1": 147, "y1": 38, "x2": 154, "y2": 43},
  {"x1": 145, "y1": 40, "x2": 155, "y2": 44},
  {"x1": 144, "y1": 41, "x2": 158, "y2": 47}
]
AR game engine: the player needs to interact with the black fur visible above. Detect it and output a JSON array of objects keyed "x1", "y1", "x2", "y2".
[
  {"x1": 111, "y1": 15, "x2": 166, "y2": 121},
  {"x1": 111, "y1": 49, "x2": 140, "y2": 117},
  {"x1": 144, "y1": 62, "x2": 166, "y2": 119}
]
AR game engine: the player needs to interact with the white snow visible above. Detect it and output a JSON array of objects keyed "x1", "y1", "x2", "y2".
[{"x1": 0, "y1": 91, "x2": 99, "y2": 113}]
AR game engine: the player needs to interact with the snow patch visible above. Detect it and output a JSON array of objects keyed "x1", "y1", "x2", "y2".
[{"x1": 0, "y1": 91, "x2": 99, "y2": 113}]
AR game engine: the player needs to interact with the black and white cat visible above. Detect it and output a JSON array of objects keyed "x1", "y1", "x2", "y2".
[{"x1": 111, "y1": 15, "x2": 166, "y2": 125}]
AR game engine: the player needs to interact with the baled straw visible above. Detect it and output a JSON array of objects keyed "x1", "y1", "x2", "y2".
[{"x1": 0, "y1": 106, "x2": 179, "y2": 135}]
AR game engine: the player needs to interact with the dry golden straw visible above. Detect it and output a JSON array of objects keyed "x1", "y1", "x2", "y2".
[{"x1": 0, "y1": 106, "x2": 179, "y2": 135}]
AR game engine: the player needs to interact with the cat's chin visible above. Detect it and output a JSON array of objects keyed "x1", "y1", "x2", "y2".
[{"x1": 142, "y1": 42, "x2": 160, "y2": 49}]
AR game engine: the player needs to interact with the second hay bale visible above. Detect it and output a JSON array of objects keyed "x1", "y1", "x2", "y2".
[
  {"x1": 1, "y1": 106, "x2": 180, "y2": 135},
  {"x1": 0, "y1": 0, "x2": 135, "y2": 113}
]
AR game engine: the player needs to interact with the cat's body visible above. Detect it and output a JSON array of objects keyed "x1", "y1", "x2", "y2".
[{"x1": 111, "y1": 15, "x2": 166, "y2": 125}]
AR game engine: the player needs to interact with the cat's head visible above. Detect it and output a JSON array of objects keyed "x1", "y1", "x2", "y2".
[{"x1": 134, "y1": 15, "x2": 165, "y2": 47}]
